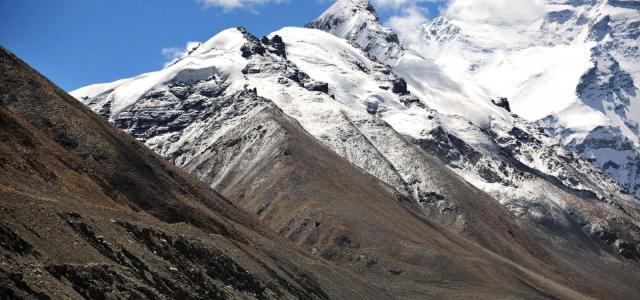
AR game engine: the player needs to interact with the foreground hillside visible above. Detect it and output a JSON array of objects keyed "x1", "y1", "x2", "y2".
[{"x1": 0, "y1": 47, "x2": 385, "y2": 299}]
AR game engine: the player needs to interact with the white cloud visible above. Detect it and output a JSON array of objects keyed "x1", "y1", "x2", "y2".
[
  {"x1": 444, "y1": 0, "x2": 545, "y2": 24},
  {"x1": 373, "y1": 0, "x2": 419, "y2": 6},
  {"x1": 387, "y1": 5, "x2": 429, "y2": 33},
  {"x1": 197, "y1": 0, "x2": 287, "y2": 11},
  {"x1": 161, "y1": 41, "x2": 201, "y2": 67},
  {"x1": 385, "y1": 5, "x2": 431, "y2": 53},
  {"x1": 372, "y1": 0, "x2": 440, "y2": 8}
]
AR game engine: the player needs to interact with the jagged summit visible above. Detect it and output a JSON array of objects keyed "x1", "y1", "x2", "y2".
[
  {"x1": 307, "y1": 0, "x2": 514, "y2": 127},
  {"x1": 312, "y1": 0, "x2": 380, "y2": 22},
  {"x1": 306, "y1": 0, "x2": 402, "y2": 63}
]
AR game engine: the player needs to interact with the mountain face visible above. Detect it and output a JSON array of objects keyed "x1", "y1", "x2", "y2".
[
  {"x1": 6, "y1": 47, "x2": 640, "y2": 300},
  {"x1": 64, "y1": 0, "x2": 640, "y2": 298},
  {"x1": 416, "y1": 0, "x2": 640, "y2": 198},
  {"x1": 0, "y1": 47, "x2": 387, "y2": 299},
  {"x1": 306, "y1": 0, "x2": 403, "y2": 63},
  {"x1": 307, "y1": 0, "x2": 640, "y2": 258}
]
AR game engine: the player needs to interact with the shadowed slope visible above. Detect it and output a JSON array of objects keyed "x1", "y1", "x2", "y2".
[{"x1": 0, "y1": 47, "x2": 383, "y2": 299}]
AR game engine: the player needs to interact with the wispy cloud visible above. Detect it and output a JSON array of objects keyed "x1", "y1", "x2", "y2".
[
  {"x1": 444, "y1": 0, "x2": 545, "y2": 24},
  {"x1": 380, "y1": 0, "x2": 545, "y2": 51},
  {"x1": 370, "y1": 0, "x2": 546, "y2": 27},
  {"x1": 197, "y1": 0, "x2": 288, "y2": 11},
  {"x1": 374, "y1": 0, "x2": 438, "y2": 52},
  {"x1": 386, "y1": 5, "x2": 429, "y2": 32},
  {"x1": 161, "y1": 41, "x2": 201, "y2": 67},
  {"x1": 386, "y1": 4, "x2": 429, "y2": 50},
  {"x1": 373, "y1": 0, "x2": 432, "y2": 7}
]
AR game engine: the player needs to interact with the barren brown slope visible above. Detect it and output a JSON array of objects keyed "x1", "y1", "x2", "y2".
[
  {"x1": 0, "y1": 47, "x2": 386, "y2": 299},
  {"x1": 185, "y1": 101, "x2": 640, "y2": 299}
]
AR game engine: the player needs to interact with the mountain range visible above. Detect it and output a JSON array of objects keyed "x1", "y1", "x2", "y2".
[
  {"x1": 415, "y1": 0, "x2": 640, "y2": 197},
  {"x1": 2, "y1": 0, "x2": 640, "y2": 298}
]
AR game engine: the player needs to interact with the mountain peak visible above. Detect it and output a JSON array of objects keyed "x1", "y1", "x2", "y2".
[
  {"x1": 307, "y1": 0, "x2": 381, "y2": 31},
  {"x1": 340, "y1": 0, "x2": 378, "y2": 16},
  {"x1": 307, "y1": 0, "x2": 402, "y2": 63},
  {"x1": 332, "y1": 0, "x2": 375, "y2": 9}
]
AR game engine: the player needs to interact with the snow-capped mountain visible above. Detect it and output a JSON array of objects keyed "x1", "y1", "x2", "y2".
[
  {"x1": 416, "y1": 0, "x2": 640, "y2": 197},
  {"x1": 308, "y1": 0, "x2": 640, "y2": 256},
  {"x1": 306, "y1": 0, "x2": 403, "y2": 63},
  {"x1": 72, "y1": 0, "x2": 640, "y2": 264}
]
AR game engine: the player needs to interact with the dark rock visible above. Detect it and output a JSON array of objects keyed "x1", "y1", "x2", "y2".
[
  {"x1": 414, "y1": 127, "x2": 464, "y2": 164},
  {"x1": 260, "y1": 34, "x2": 287, "y2": 58},
  {"x1": 417, "y1": 192, "x2": 446, "y2": 206},
  {"x1": 334, "y1": 234, "x2": 355, "y2": 248},
  {"x1": 118, "y1": 222, "x2": 270, "y2": 298},
  {"x1": 400, "y1": 95, "x2": 424, "y2": 108},
  {"x1": 615, "y1": 240, "x2": 639, "y2": 259},
  {"x1": 197, "y1": 85, "x2": 226, "y2": 98},
  {"x1": 45, "y1": 264, "x2": 161, "y2": 300},
  {"x1": 286, "y1": 69, "x2": 305, "y2": 83},
  {"x1": 305, "y1": 81, "x2": 329, "y2": 93},
  {"x1": 237, "y1": 28, "x2": 266, "y2": 58},
  {"x1": 388, "y1": 269, "x2": 402, "y2": 275},
  {"x1": 0, "y1": 271, "x2": 51, "y2": 300},
  {"x1": 366, "y1": 102, "x2": 379, "y2": 114},
  {"x1": 241, "y1": 64, "x2": 261, "y2": 75},
  {"x1": 169, "y1": 86, "x2": 190, "y2": 100},
  {"x1": 240, "y1": 43, "x2": 266, "y2": 58},
  {"x1": 270, "y1": 35, "x2": 287, "y2": 58},
  {"x1": 491, "y1": 97, "x2": 511, "y2": 112},
  {"x1": 448, "y1": 133, "x2": 483, "y2": 164},
  {"x1": 477, "y1": 165, "x2": 503, "y2": 184},
  {"x1": 588, "y1": 16, "x2": 611, "y2": 41},
  {"x1": 597, "y1": 230, "x2": 618, "y2": 245},
  {"x1": 618, "y1": 248, "x2": 636, "y2": 259},
  {"x1": 509, "y1": 127, "x2": 539, "y2": 145},
  {"x1": 392, "y1": 78, "x2": 409, "y2": 95},
  {"x1": 0, "y1": 226, "x2": 39, "y2": 257},
  {"x1": 271, "y1": 35, "x2": 284, "y2": 44},
  {"x1": 385, "y1": 33, "x2": 400, "y2": 44}
]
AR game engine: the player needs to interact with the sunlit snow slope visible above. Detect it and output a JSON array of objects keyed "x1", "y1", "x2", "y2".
[{"x1": 416, "y1": 0, "x2": 640, "y2": 196}]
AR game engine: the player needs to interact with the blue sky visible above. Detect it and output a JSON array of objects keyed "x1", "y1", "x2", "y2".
[{"x1": 0, "y1": 0, "x2": 443, "y2": 91}]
